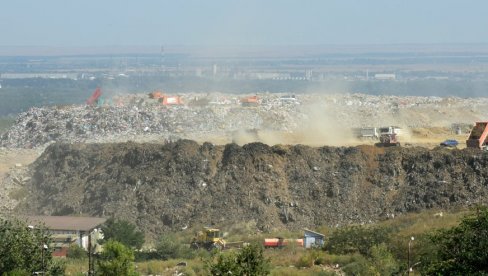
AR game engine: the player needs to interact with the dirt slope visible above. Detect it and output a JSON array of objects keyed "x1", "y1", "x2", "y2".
[{"x1": 17, "y1": 141, "x2": 488, "y2": 235}]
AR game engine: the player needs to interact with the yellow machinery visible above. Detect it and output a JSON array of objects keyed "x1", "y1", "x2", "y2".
[{"x1": 190, "y1": 227, "x2": 226, "y2": 250}]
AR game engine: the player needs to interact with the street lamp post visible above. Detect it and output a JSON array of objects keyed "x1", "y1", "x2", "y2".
[
  {"x1": 41, "y1": 243, "x2": 48, "y2": 275},
  {"x1": 28, "y1": 225, "x2": 48, "y2": 275},
  {"x1": 408, "y1": 236, "x2": 415, "y2": 275}
]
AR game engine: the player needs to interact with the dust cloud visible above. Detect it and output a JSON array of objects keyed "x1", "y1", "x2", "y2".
[
  {"x1": 290, "y1": 103, "x2": 355, "y2": 146},
  {"x1": 231, "y1": 103, "x2": 356, "y2": 147}
]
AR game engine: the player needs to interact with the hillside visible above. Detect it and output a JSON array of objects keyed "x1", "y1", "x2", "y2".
[{"x1": 16, "y1": 140, "x2": 488, "y2": 236}]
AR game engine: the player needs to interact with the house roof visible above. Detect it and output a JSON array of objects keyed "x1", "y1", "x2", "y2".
[
  {"x1": 27, "y1": 216, "x2": 106, "y2": 232},
  {"x1": 304, "y1": 228, "x2": 325, "y2": 238}
]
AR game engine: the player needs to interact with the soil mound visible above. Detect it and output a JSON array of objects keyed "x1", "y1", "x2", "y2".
[{"x1": 18, "y1": 140, "x2": 488, "y2": 235}]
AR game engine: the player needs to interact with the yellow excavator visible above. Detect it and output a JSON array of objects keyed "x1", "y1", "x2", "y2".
[{"x1": 190, "y1": 227, "x2": 226, "y2": 251}]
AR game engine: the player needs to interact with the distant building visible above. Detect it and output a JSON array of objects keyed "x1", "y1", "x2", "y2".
[
  {"x1": 303, "y1": 229, "x2": 325, "y2": 249},
  {"x1": 27, "y1": 216, "x2": 106, "y2": 257},
  {"x1": 0, "y1": 73, "x2": 78, "y2": 80},
  {"x1": 305, "y1": 69, "x2": 313, "y2": 81},
  {"x1": 247, "y1": 72, "x2": 290, "y2": 80},
  {"x1": 374, "y1": 73, "x2": 396, "y2": 80}
]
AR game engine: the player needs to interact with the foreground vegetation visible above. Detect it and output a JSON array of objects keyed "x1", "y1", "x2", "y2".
[{"x1": 4, "y1": 207, "x2": 488, "y2": 275}]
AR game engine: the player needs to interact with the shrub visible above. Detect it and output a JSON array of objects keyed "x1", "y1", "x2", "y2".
[
  {"x1": 96, "y1": 240, "x2": 138, "y2": 276},
  {"x1": 101, "y1": 218, "x2": 145, "y2": 249},
  {"x1": 326, "y1": 225, "x2": 392, "y2": 256},
  {"x1": 369, "y1": 243, "x2": 399, "y2": 275},
  {"x1": 340, "y1": 254, "x2": 375, "y2": 276},
  {"x1": 295, "y1": 249, "x2": 324, "y2": 268},
  {"x1": 67, "y1": 244, "x2": 87, "y2": 259},
  {"x1": 2, "y1": 269, "x2": 30, "y2": 276},
  {"x1": 425, "y1": 207, "x2": 488, "y2": 275},
  {"x1": 49, "y1": 258, "x2": 67, "y2": 276},
  {"x1": 206, "y1": 243, "x2": 270, "y2": 275},
  {"x1": 155, "y1": 234, "x2": 196, "y2": 260},
  {"x1": 0, "y1": 218, "x2": 59, "y2": 275}
]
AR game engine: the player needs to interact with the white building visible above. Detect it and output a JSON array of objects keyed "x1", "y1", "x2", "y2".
[
  {"x1": 374, "y1": 73, "x2": 396, "y2": 80},
  {"x1": 27, "y1": 216, "x2": 106, "y2": 257}
]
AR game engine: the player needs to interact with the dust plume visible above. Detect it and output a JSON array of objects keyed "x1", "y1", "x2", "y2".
[{"x1": 291, "y1": 103, "x2": 355, "y2": 146}]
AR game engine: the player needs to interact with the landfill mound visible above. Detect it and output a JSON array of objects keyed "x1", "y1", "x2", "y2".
[
  {"x1": 18, "y1": 140, "x2": 488, "y2": 235},
  {"x1": 2, "y1": 93, "x2": 488, "y2": 148}
]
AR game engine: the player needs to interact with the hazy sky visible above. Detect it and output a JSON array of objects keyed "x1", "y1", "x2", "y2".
[{"x1": 2, "y1": 0, "x2": 488, "y2": 46}]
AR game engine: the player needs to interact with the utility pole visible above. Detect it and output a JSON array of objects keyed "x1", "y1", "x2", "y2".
[
  {"x1": 408, "y1": 236, "x2": 414, "y2": 275},
  {"x1": 88, "y1": 232, "x2": 93, "y2": 276}
]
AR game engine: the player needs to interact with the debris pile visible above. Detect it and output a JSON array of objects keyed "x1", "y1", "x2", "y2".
[
  {"x1": 0, "y1": 100, "x2": 300, "y2": 148},
  {"x1": 2, "y1": 93, "x2": 488, "y2": 148},
  {"x1": 17, "y1": 141, "x2": 488, "y2": 235},
  {"x1": 0, "y1": 147, "x2": 36, "y2": 215}
]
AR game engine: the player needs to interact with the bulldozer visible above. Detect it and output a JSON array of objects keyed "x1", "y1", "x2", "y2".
[{"x1": 190, "y1": 227, "x2": 226, "y2": 251}]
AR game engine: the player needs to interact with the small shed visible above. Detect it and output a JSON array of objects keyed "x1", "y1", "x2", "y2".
[{"x1": 303, "y1": 228, "x2": 325, "y2": 249}]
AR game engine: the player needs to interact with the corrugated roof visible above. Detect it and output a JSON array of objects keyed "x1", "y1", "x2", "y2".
[
  {"x1": 26, "y1": 216, "x2": 106, "y2": 232},
  {"x1": 304, "y1": 228, "x2": 325, "y2": 237}
]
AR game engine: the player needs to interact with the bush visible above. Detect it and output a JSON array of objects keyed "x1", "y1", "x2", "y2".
[
  {"x1": 425, "y1": 207, "x2": 488, "y2": 275},
  {"x1": 2, "y1": 269, "x2": 30, "y2": 276},
  {"x1": 0, "y1": 218, "x2": 60, "y2": 275},
  {"x1": 340, "y1": 254, "x2": 375, "y2": 276},
  {"x1": 97, "y1": 240, "x2": 138, "y2": 276},
  {"x1": 49, "y1": 258, "x2": 67, "y2": 276},
  {"x1": 101, "y1": 218, "x2": 145, "y2": 249},
  {"x1": 369, "y1": 243, "x2": 399, "y2": 275},
  {"x1": 67, "y1": 244, "x2": 87, "y2": 259},
  {"x1": 155, "y1": 234, "x2": 196, "y2": 260},
  {"x1": 326, "y1": 225, "x2": 392, "y2": 256},
  {"x1": 295, "y1": 249, "x2": 324, "y2": 268},
  {"x1": 206, "y1": 243, "x2": 270, "y2": 276}
]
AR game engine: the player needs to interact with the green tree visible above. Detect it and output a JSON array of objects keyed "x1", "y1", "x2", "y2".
[
  {"x1": 155, "y1": 234, "x2": 195, "y2": 260},
  {"x1": 206, "y1": 243, "x2": 270, "y2": 276},
  {"x1": 327, "y1": 225, "x2": 392, "y2": 256},
  {"x1": 67, "y1": 244, "x2": 87, "y2": 260},
  {"x1": 0, "y1": 218, "x2": 63, "y2": 275},
  {"x1": 97, "y1": 239, "x2": 138, "y2": 276},
  {"x1": 426, "y1": 207, "x2": 488, "y2": 275},
  {"x1": 369, "y1": 243, "x2": 399, "y2": 275},
  {"x1": 340, "y1": 254, "x2": 376, "y2": 276},
  {"x1": 101, "y1": 218, "x2": 145, "y2": 249}
]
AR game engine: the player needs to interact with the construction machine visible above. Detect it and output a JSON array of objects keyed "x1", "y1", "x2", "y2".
[
  {"x1": 190, "y1": 228, "x2": 226, "y2": 251},
  {"x1": 375, "y1": 126, "x2": 401, "y2": 147},
  {"x1": 375, "y1": 133, "x2": 401, "y2": 147},
  {"x1": 240, "y1": 96, "x2": 259, "y2": 107},
  {"x1": 86, "y1": 87, "x2": 102, "y2": 106},
  {"x1": 466, "y1": 122, "x2": 488, "y2": 150},
  {"x1": 149, "y1": 91, "x2": 183, "y2": 105}
]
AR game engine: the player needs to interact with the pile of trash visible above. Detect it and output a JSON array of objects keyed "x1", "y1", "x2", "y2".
[
  {"x1": 0, "y1": 96, "x2": 301, "y2": 148},
  {"x1": 2, "y1": 92, "x2": 488, "y2": 148},
  {"x1": 17, "y1": 140, "x2": 488, "y2": 234}
]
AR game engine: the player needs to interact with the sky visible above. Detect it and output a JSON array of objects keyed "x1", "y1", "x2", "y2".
[{"x1": 1, "y1": 0, "x2": 488, "y2": 47}]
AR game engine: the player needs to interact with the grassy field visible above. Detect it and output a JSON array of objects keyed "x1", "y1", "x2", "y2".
[{"x1": 62, "y1": 207, "x2": 471, "y2": 275}]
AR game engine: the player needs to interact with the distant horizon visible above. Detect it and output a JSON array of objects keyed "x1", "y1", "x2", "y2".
[
  {"x1": 2, "y1": 1, "x2": 488, "y2": 49},
  {"x1": 2, "y1": 43, "x2": 488, "y2": 57}
]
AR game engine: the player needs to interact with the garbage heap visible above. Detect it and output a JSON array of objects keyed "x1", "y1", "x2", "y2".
[
  {"x1": 0, "y1": 97, "x2": 302, "y2": 148},
  {"x1": 2, "y1": 93, "x2": 488, "y2": 148}
]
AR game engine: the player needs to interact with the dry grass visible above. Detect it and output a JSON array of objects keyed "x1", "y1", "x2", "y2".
[
  {"x1": 63, "y1": 209, "x2": 473, "y2": 275},
  {"x1": 64, "y1": 259, "x2": 87, "y2": 275},
  {"x1": 377, "y1": 208, "x2": 468, "y2": 237}
]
